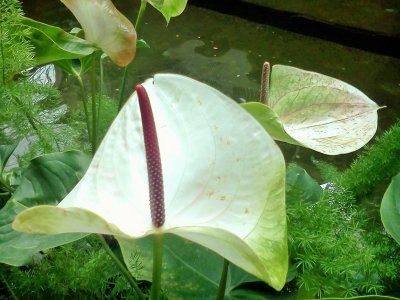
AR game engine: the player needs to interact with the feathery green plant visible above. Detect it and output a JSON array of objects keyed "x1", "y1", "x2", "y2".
[
  {"x1": 0, "y1": 0, "x2": 34, "y2": 83},
  {"x1": 0, "y1": 236, "x2": 143, "y2": 299},
  {"x1": 315, "y1": 121, "x2": 400, "y2": 198},
  {"x1": 287, "y1": 165, "x2": 400, "y2": 298}
]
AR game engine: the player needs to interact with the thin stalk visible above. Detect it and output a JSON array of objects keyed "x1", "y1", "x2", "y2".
[
  {"x1": 12, "y1": 97, "x2": 50, "y2": 149},
  {"x1": 118, "y1": 66, "x2": 129, "y2": 111},
  {"x1": 135, "y1": 0, "x2": 148, "y2": 31},
  {"x1": 97, "y1": 234, "x2": 145, "y2": 299},
  {"x1": 216, "y1": 259, "x2": 230, "y2": 300},
  {"x1": 90, "y1": 59, "x2": 98, "y2": 153},
  {"x1": 1, "y1": 273, "x2": 18, "y2": 300},
  {"x1": 0, "y1": 176, "x2": 14, "y2": 192},
  {"x1": 118, "y1": 0, "x2": 148, "y2": 110},
  {"x1": 1, "y1": 24, "x2": 6, "y2": 85},
  {"x1": 97, "y1": 55, "x2": 105, "y2": 141},
  {"x1": 150, "y1": 233, "x2": 164, "y2": 300},
  {"x1": 76, "y1": 75, "x2": 92, "y2": 142}
]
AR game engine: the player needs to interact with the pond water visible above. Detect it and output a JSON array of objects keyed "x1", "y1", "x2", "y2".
[{"x1": 22, "y1": 0, "x2": 400, "y2": 171}]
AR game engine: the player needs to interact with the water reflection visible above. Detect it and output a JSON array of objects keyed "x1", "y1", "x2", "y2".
[{"x1": 163, "y1": 39, "x2": 259, "y2": 101}]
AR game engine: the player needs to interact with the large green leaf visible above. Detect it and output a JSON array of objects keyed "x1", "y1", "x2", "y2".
[
  {"x1": 380, "y1": 173, "x2": 400, "y2": 244},
  {"x1": 0, "y1": 142, "x2": 18, "y2": 174},
  {"x1": 0, "y1": 150, "x2": 91, "y2": 266},
  {"x1": 316, "y1": 297, "x2": 400, "y2": 300},
  {"x1": 119, "y1": 234, "x2": 259, "y2": 300},
  {"x1": 244, "y1": 65, "x2": 380, "y2": 155},
  {"x1": 21, "y1": 17, "x2": 98, "y2": 66},
  {"x1": 147, "y1": 0, "x2": 188, "y2": 23},
  {"x1": 14, "y1": 74, "x2": 287, "y2": 290}
]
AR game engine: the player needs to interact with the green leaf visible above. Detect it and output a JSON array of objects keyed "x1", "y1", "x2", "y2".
[
  {"x1": 0, "y1": 150, "x2": 91, "y2": 266},
  {"x1": 316, "y1": 297, "x2": 400, "y2": 300},
  {"x1": 54, "y1": 55, "x2": 95, "y2": 77},
  {"x1": 20, "y1": 17, "x2": 98, "y2": 66},
  {"x1": 118, "y1": 234, "x2": 258, "y2": 300},
  {"x1": 245, "y1": 65, "x2": 380, "y2": 155},
  {"x1": 241, "y1": 102, "x2": 300, "y2": 146},
  {"x1": 380, "y1": 173, "x2": 400, "y2": 244},
  {"x1": 14, "y1": 74, "x2": 287, "y2": 290},
  {"x1": 0, "y1": 142, "x2": 18, "y2": 174},
  {"x1": 147, "y1": 0, "x2": 188, "y2": 23},
  {"x1": 230, "y1": 287, "x2": 296, "y2": 299},
  {"x1": 137, "y1": 39, "x2": 150, "y2": 49},
  {"x1": 286, "y1": 164, "x2": 322, "y2": 204}
]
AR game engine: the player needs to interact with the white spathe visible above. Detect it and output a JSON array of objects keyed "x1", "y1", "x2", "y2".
[{"x1": 13, "y1": 74, "x2": 287, "y2": 290}]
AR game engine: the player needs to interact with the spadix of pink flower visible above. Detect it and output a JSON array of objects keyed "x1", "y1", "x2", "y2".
[
  {"x1": 12, "y1": 74, "x2": 287, "y2": 290},
  {"x1": 61, "y1": 0, "x2": 136, "y2": 66}
]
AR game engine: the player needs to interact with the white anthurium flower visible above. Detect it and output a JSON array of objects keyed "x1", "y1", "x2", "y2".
[
  {"x1": 242, "y1": 64, "x2": 381, "y2": 155},
  {"x1": 13, "y1": 74, "x2": 288, "y2": 290},
  {"x1": 60, "y1": 0, "x2": 137, "y2": 66}
]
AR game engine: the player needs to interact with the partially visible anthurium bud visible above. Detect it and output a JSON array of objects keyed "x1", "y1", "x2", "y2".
[{"x1": 61, "y1": 0, "x2": 137, "y2": 66}]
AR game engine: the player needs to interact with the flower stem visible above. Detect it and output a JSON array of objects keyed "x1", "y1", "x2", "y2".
[
  {"x1": 150, "y1": 233, "x2": 164, "y2": 300},
  {"x1": 135, "y1": 0, "x2": 147, "y2": 31},
  {"x1": 97, "y1": 234, "x2": 145, "y2": 299},
  {"x1": 77, "y1": 75, "x2": 92, "y2": 143},
  {"x1": 216, "y1": 259, "x2": 230, "y2": 300},
  {"x1": 1, "y1": 273, "x2": 18, "y2": 300},
  {"x1": 97, "y1": 54, "x2": 105, "y2": 142},
  {"x1": 90, "y1": 59, "x2": 98, "y2": 153},
  {"x1": 118, "y1": 0, "x2": 147, "y2": 111},
  {"x1": 118, "y1": 66, "x2": 129, "y2": 111}
]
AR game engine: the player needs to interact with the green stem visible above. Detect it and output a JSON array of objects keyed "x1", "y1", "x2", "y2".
[
  {"x1": 97, "y1": 55, "x2": 105, "y2": 141},
  {"x1": 97, "y1": 234, "x2": 145, "y2": 299},
  {"x1": 216, "y1": 259, "x2": 229, "y2": 300},
  {"x1": 0, "y1": 176, "x2": 14, "y2": 192},
  {"x1": 118, "y1": 0, "x2": 148, "y2": 111},
  {"x1": 135, "y1": 0, "x2": 148, "y2": 31},
  {"x1": 77, "y1": 75, "x2": 92, "y2": 142},
  {"x1": 12, "y1": 97, "x2": 50, "y2": 149},
  {"x1": 90, "y1": 59, "x2": 98, "y2": 153},
  {"x1": 118, "y1": 66, "x2": 129, "y2": 111},
  {"x1": 150, "y1": 233, "x2": 164, "y2": 300},
  {"x1": 1, "y1": 273, "x2": 18, "y2": 300},
  {"x1": 1, "y1": 24, "x2": 6, "y2": 85}
]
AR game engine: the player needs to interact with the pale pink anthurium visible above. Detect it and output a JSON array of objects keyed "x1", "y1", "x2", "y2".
[
  {"x1": 60, "y1": 0, "x2": 137, "y2": 66},
  {"x1": 13, "y1": 74, "x2": 288, "y2": 290}
]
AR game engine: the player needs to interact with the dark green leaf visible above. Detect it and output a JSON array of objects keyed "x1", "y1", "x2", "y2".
[
  {"x1": 0, "y1": 142, "x2": 18, "y2": 174},
  {"x1": 316, "y1": 296, "x2": 400, "y2": 300},
  {"x1": 20, "y1": 17, "x2": 98, "y2": 67},
  {"x1": 118, "y1": 234, "x2": 258, "y2": 300},
  {"x1": 54, "y1": 55, "x2": 95, "y2": 77},
  {"x1": 0, "y1": 150, "x2": 91, "y2": 266},
  {"x1": 229, "y1": 287, "x2": 296, "y2": 300},
  {"x1": 286, "y1": 165, "x2": 322, "y2": 204},
  {"x1": 380, "y1": 173, "x2": 400, "y2": 244}
]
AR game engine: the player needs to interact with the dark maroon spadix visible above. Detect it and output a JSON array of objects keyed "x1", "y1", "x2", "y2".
[{"x1": 136, "y1": 84, "x2": 165, "y2": 228}]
